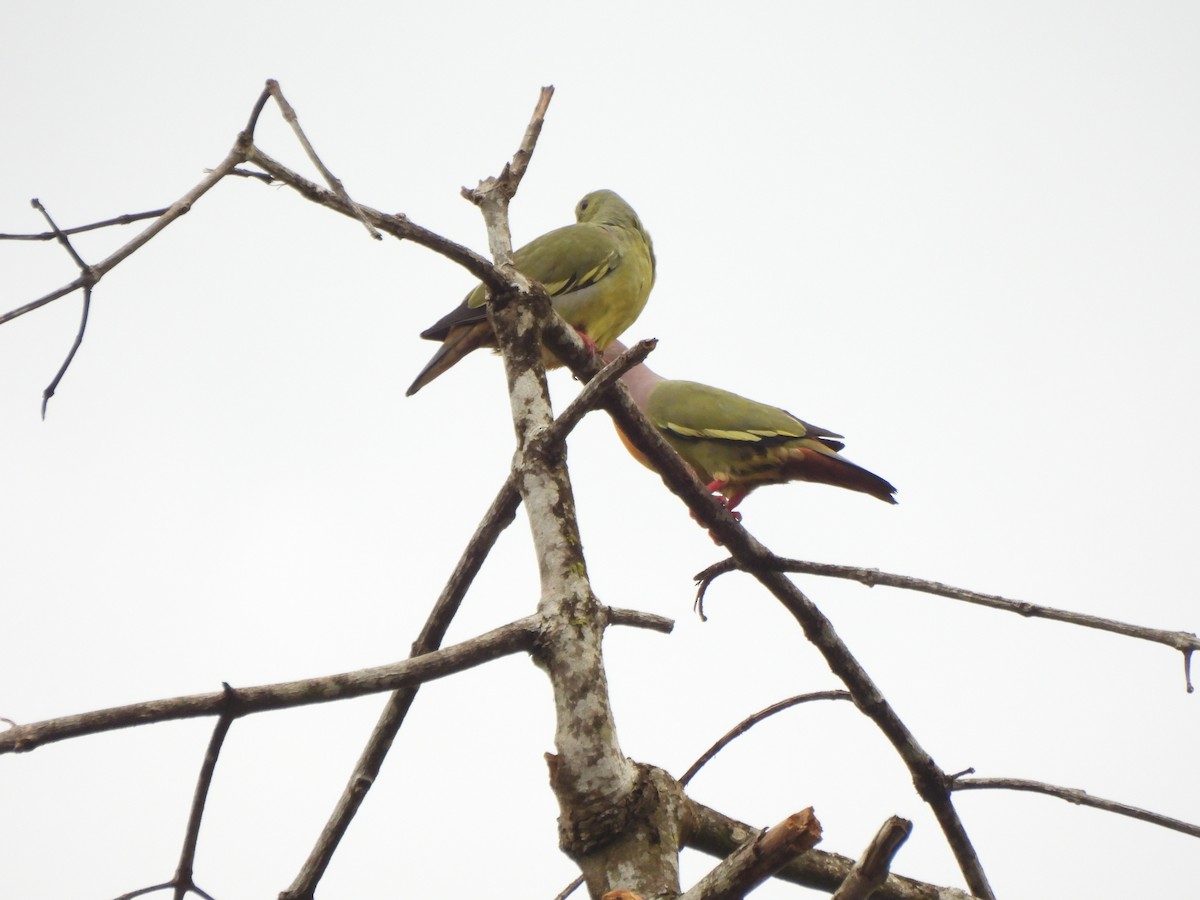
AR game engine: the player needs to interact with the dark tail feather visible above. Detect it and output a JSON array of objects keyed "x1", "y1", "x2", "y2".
[
  {"x1": 785, "y1": 447, "x2": 898, "y2": 504},
  {"x1": 405, "y1": 321, "x2": 494, "y2": 396}
]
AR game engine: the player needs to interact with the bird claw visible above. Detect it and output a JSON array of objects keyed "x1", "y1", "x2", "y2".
[
  {"x1": 576, "y1": 329, "x2": 598, "y2": 355},
  {"x1": 688, "y1": 487, "x2": 743, "y2": 544}
]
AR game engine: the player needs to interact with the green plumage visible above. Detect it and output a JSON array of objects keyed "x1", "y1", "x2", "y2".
[
  {"x1": 644, "y1": 380, "x2": 848, "y2": 487},
  {"x1": 608, "y1": 341, "x2": 897, "y2": 510},
  {"x1": 407, "y1": 190, "x2": 655, "y2": 395}
]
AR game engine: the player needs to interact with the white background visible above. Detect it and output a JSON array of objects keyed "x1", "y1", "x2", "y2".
[{"x1": 2, "y1": 3, "x2": 1197, "y2": 898}]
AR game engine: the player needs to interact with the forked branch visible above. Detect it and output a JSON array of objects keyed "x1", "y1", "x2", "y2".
[
  {"x1": 541, "y1": 320, "x2": 996, "y2": 900},
  {"x1": 0, "y1": 616, "x2": 540, "y2": 755}
]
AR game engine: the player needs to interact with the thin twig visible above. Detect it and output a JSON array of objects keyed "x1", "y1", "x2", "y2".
[
  {"x1": 41, "y1": 285, "x2": 90, "y2": 418},
  {"x1": 0, "y1": 140, "x2": 248, "y2": 329},
  {"x1": 952, "y1": 776, "x2": 1200, "y2": 839},
  {"x1": 461, "y1": 85, "x2": 554, "y2": 208},
  {"x1": 1, "y1": 616, "x2": 540, "y2": 755},
  {"x1": 508, "y1": 86, "x2": 554, "y2": 187},
  {"x1": 224, "y1": 167, "x2": 274, "y2": 183},
  {"x1": 171, "y1": 687, "x2": 239, "y2": 900},
  {"x1": 265, "y1": 79, "x2": 380, "y2": 240},
  {"x1": 0, "y1": 209, "x2": 170, "y2": 241},
  {"x1": 242, "y1": 82, "x2": 273, "y2": 138},
  {"x1": 694, "y1": 557, "x2": 1199, "y2": 693},
  {"x1": 113, "y1": 881, "x2": 216, "y2": 900},
  {"x1": 680, "y1": 691, "x2": 852, "y2": 786},
  {"x1": 28, "y1": 198, "x2": 96, "y2": 417},
  {"x1": 31, "y1": 197, "x2": 89, "y2": 269},
  {"x1": 830, "y1": 816, "x2": 913, "y2": 900},
  {"x1": 279, "y1": 479, "x2": 523, "y2": 900},
  {"x1": 533, "y1": 338, "x2": 656, "y2": 449},
  {"x1": 245, "y1": 146, "x2": 502, "y2": 291},
  {"x1": 552, "y1": 875, "x2": 585, "y2": 900},
  {"x1": 1, "y1": 80, "x2": 330, "y2": 334},
  {"x1": 112, "y1": 706, "x2": 234, "y2": 899},
  {"x1": 113, "y1": 881, "x2": 174, "y2": 900}
]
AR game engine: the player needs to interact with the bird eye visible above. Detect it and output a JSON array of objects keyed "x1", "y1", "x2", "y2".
[{"x1": 579, "y1": 199, "x2": 589, "y2": 211}]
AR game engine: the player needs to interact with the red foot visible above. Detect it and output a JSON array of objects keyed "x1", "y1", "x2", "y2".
[
  {"x1": 575, "y1": 328, "x2": 598, "y2": 355},
  {"x1": 705, "y1": 480, "x2": 746, "y2": 513},
  {"x1": 692, "y1": 480, "x2": 744, "y2": 544}
]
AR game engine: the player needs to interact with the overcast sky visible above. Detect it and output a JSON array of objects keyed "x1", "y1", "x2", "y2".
[{"x1": 2, "y1": 3, "x2": 1198, "y2": 898}]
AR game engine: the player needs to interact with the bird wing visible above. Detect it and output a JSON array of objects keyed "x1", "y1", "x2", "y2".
[
  {"x1": 419, "y1": 222, "x2": 623, "y2": 342},
  {"x1": 647, "y1": 381, "x2": 845, "y2": 452}
]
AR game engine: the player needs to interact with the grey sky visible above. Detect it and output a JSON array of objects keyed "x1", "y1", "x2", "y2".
[{"x1": 2, "y1": 3, "x2": 1197, "y2": 897}]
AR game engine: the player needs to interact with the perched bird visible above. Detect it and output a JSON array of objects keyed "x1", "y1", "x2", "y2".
[
  {"x1": 407, "y1": 190, "x2": 655, "y2": 396},
  {"x1": 604, "y1": 340, "x2": 897, "y2": 513}
]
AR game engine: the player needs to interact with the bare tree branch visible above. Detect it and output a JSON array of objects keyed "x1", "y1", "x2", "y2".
[
  {"x1": 541, "y1": 322, "x2": 996, "y2": 899},
  {"x1": 0, "y1": 207, "x2": 170, "y2": 240},
  {"x1": 552, "y1": 874, "x2": 585, "y2": 900},
  {"x1": 245, "y1": 146, "x2": 504, "y2": 291},
  {"x1": 30, "y1": 197, "x2": 88, "y2": 269},
  {"x1": 281, "y1": 479, "x2": 524, "y2": 900},
  {"x1": 464, "y1": 92, "x2": 671, "y2": 899},
  {"x1": 264, "y1": 79, "x2": 380, "y2": 240},
  {"x1": 27, "y1": 197, "x2": 95, "y2": 417},
  {"x1": 679, "y1": 808, "x2": 823, "y2": 900},
  {"x1": 285, "y1": 86, "x2": 580, "y2": 900},
  {"x1": 170, "y1": 696, "x2": 237, "y2": 900},
  {"x1": 695, "y1": 557, "x2": 1199, "y2": 693},
  {"x1": 538, "y1": 338, "x2": 656, "y2": 448},
  {"x1": 461, "y1": 85, "x2": 555, "y2": 210},
  {"x1": 10, "y1": 79, "x2": 1175, "y2": 900},
  {"x1": 684, "y1": 801, "x2": 979, "y2": 900},
  {"x1": 605, "y1": 606, "x2": 674, "y2": 634},
  {"x1": 680, "y1": 691, "x2": 852, "y2": 787},
  {"x1": 830, "y1": 816, "x2": 913, "y2": 900},
  {"x1": 0, "y1": 616, "x2": 539, "y2": 755},
  {"x1": 952, "y1": 777, "x2": 1200, "y2": 839},
  {"x1": 283, "y1": 341, "x2": 658, "y2": 899},
  {"x1": 107, "y1": 702, "x2": 237, "y2": 900},
  {"x1": 0, "y1": 141, "x2": 247, "y2": 329},
  {"x1": 113, "y1": 881, "x2": 174, "y2": 900}
]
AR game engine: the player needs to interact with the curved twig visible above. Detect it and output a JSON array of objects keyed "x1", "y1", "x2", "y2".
[
  {"x1": 695, "y1": 557, "x2": 1199, "y2": 693},
  {"x1": 27, "y1": 198, "x2": 96, "y2": 417},
  {"x1": 170, "y1": 689, "x2": 239, "y2": 900},
  {"x1": 680, "y1": 691, "x2": 852, "y2": 786}
]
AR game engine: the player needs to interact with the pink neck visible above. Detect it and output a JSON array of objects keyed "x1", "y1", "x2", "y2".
[{"x1": 603, "y1": 339, "x2": 665, "y2": 410}]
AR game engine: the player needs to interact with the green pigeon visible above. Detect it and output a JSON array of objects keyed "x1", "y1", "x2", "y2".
[
  {"x1": 604, "y1": 340, "x2": 897, "y2": 514},
  {"x1": 407, "y1": 190, "x2": 655, "y2": 396}
]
